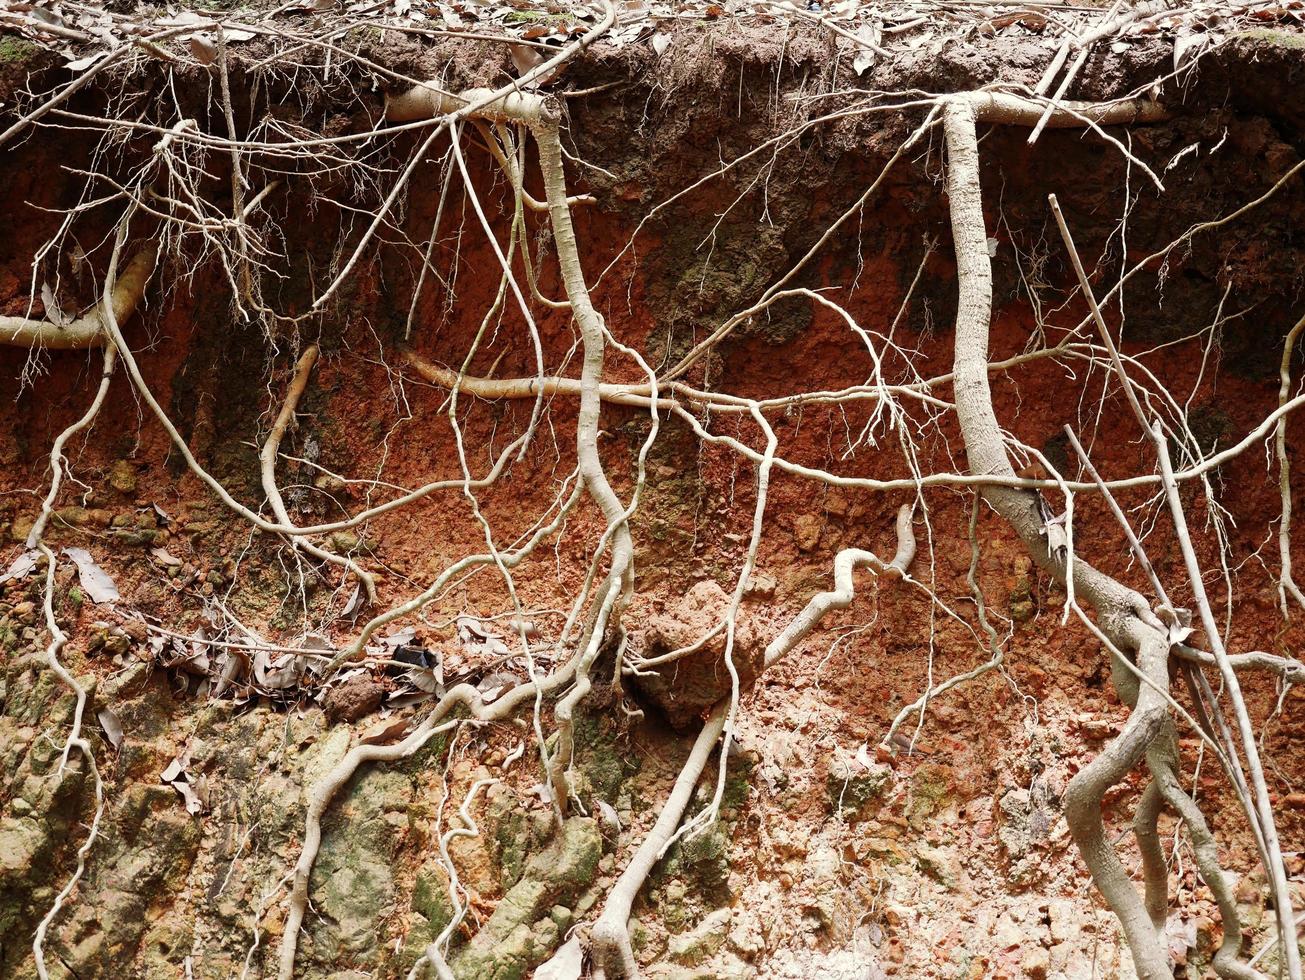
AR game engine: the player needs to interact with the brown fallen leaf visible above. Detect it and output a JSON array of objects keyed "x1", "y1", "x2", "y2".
[
  {"x1": 359, "y1": 717, "x2": 411, "y2": 746},
  {"x1": 97, "y1": 707, "x2": 124, "y2": 749}
]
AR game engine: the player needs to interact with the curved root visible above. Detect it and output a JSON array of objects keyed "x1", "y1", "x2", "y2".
[
  {"x1": 260, "y1": 343, "x2": 377, "y2": 604},
  {"x1": 28, "y1": 243, "x2": 124, "y2": 976},
  {"x1": 590, "y1": 702, "x2": 729, "y2": 980}
]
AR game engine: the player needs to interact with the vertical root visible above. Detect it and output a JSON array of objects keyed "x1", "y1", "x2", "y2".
[
  {"x1": 1132, "y1": 779, "x2": 1168, "y2": 934},
  {"x1": 24, "y1": 219, "x2": 132, "y2": 973},
  {"x1": 260, "y1": 343, "x2": 377, "y2": 604},
  {"x1": 944, "y1": 95, "x2": 1173, "y2": 977},
  {"x1": 1276, "y1": 312, "x2": 1305, "y2": 616},
  {"x1": 590, "y1": 702, "x2": 729, "y2": 980},
  {"x1": 27, "y1": 344, "x2": 118, "y2": 976},
  {"x1": 1060, "y1": 632, "x2": 1173, "y2": 978},
  {"x1": 1145, "y1": 727, "x2": 1268, "y2": 980}
]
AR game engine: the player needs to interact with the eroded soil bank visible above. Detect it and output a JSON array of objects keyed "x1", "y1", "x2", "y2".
[{"x1": 2, "y1": 10, "x2": 1305, "y2": 980}]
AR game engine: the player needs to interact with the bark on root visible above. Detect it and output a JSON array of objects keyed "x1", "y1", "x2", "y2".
[
  {"x1": 944, "y1": 92, "x2": 1286, "y2": 978},
  {"x1": 0, "y1": 246, "x2": 156, "y2": 348}
]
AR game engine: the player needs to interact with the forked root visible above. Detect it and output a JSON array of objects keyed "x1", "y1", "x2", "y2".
[
  {"x1": 277, "y1": 673, "x2": 577, "y2": 980},
  {"x1": 260, "y1": 344, "x2": 377, "y2": 604},
  {"x1": 943, "y1": 90, "x2": 1294, "y2": 978}
]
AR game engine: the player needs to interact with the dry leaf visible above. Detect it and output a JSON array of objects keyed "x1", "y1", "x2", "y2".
[
  {"x1": 852, "y1": 22, "x2": 881, "y2": 75},
  {"x1": 651, "y1": 31, "x2": 670, "y2": 56},
  {"x1": 98, "y1": 707, "x2": 124, "y2": 749},
  {"x1": 595, "y1": 799, "x2": 621, "y2": 831},
  {"x1": 160, "y1": 757, "x2": 186, "y2": 783},
  {"x1": 150, "y1": 546, "x2": 183, "y2": 567},
  {"x1": 359, "y1": 717, "x2": 411, "y2": 745},
  {"x1": 161, "y1": 750, "x2": 206, "y2": 815},
  {"x1": 341, "y1": 581, "x2": 363, "y2": 617},
  {"x1": 212, "y1": 646, "x2": 248, "y2": 698},
  {"x1": 0, "y1": 551, "x2": 38, "y2": 583},
  {"x1": 509, "y1": 42, "x2": 545, "y2": 77},
  {"x1": 41, "y1": 282, "x2": 69, "y2": 327},
  {"x1": 63, "y1": 547, "x2": 120, "y2": 604},
  {"x1": 257, "y1": 652, "x2": 306, "y2": 690},
  {"x1": 65, "y1": 51, "x2": 105, "y2": 72},
  {"x1": 189, "y1": 33, "x2": 218, "y2": 64},
  {"x1": 1173, "y1": 30, "x2": 1210, "y2": 74},
  {"x1": 533, "y1": 936, "x2": 583, "y2": 980}
]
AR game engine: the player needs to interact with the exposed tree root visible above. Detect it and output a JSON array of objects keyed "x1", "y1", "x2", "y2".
[
  {"x1": 260, "y1": 343, "x2": 377, "y2": 604},
  {"x1": 26, "y1": 241, "x2": 126, "y2": 976},
  {"x1": 277, "y1": 671, "x2": 579, "y2": 980},
  {"x1": 1277, "y1": 311, "x2": 1305, "y2": 615},
  {"x1": 589, "y1": 703, "x2": 729, "y2": 980},
  {"x1": 944, "y1": 91, "x2": 1297, "y2": 978},
  {"x1": 0, "y1": 246, "x2": 156, "y2": 349},
  {"x1": 762, "y1": 503, "x2": 916, "y2": 669},
  {"x1": 3, "y1": 14, "x2": 1303, "y2": 979},
  {"x1": 589, "y1": 506, "x2": 917, "y2": 979}
]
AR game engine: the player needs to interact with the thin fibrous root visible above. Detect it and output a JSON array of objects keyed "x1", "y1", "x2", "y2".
[{"x1": 27, "y1": 257, "x2": 122, "y2": 975}]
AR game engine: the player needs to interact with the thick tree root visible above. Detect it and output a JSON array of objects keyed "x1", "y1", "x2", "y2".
[
  {"x1": 940, "y1": 92, "x2": 1258, "y2": 979},
  {"x1": 0, "y1": 247, "x2": 156, "y2": 349}
]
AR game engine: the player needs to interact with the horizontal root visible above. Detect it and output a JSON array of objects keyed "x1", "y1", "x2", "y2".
[{"x1": 0, "y1": 247, "x2": 157, "y2": 349}]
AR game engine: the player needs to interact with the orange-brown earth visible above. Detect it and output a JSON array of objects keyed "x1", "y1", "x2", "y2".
[{"x1": 2, "y1": 19, "x2": 1305, "y2": 980}]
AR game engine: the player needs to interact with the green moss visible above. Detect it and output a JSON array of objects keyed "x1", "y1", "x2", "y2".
[
  {"x1": 490, "y1": 794, "x2": 532, "y2": 888},
  {"x1": 572, "y1": 712, "x2": 639, "y2": 803},
  {"x1": 452, "y1": 818, "x2": 601, "y2": 980},
  {"x1": 1235, "y1": 27, "x2": 1305, "y2": 49},
  {"x1": 720, "y1": 754, "x2": 754, "y2": 812},
  {"x1": 411, "y1": 869, "x2": 454, "y2": 937},
  {"x1": 658, "y1": 825, "x2": 730, "y2": 902},
  {"x1": 0, "y1": 35, "x2": 37, "y2": 64},
  {"x1": 905, "y1": 763, "x2": 955, "y2": 829},
  {"x1": 827, "y1": 766, "x2": 889, "y2": 821}
]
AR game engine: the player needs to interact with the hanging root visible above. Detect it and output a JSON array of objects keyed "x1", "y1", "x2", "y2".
[
  {"x1": 1276, "y1": 311, "x2": 1305, "y2": 615},
  {"x1": 25, "y1": 256, "x2": 124, "y2": 975},
  {"x1": 259, "y1": 343, "x2": 377, "y2": 604},
  {"x1": 589, "y1": 505, "x2": 916, "y2": 980},
  {"x1": 944, "y1": 89, "x2": 1298, "y2": 977},
  {"x1": 589, "y1": 703, "x2": 728, "y2": 980}
]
